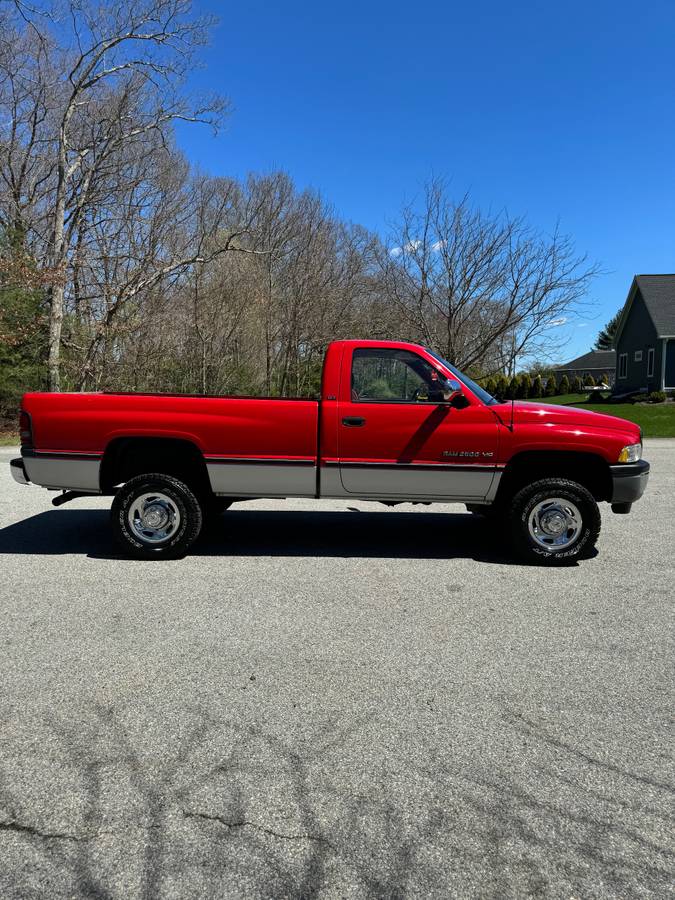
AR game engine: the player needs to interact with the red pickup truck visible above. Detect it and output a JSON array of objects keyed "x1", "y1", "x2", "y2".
[{"x1": 10, "y1": 339, "x2": 649, "y2": 563}]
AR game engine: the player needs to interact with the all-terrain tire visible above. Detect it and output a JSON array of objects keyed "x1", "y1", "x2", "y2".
[
  {"x1": 111, "y1": 473, "x2": 203, "y2": 559},
  {"x1": 509, "y1": 478, "x2": 601, "y2": 565}
]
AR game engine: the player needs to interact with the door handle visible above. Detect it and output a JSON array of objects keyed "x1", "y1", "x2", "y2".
[{"x1": 342, "y1": 416, "x2": 366, "y2": 427}]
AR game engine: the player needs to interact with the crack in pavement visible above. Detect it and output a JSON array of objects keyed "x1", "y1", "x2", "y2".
[
  {"x1": 182, "y1": 810, "x2": 337, "y2": 852},
  {"x1": 0, "y1": 819, "x2": 84, "y2": 842},
  {"x1": 0, "y1": 810, "x2": 338, "y2": 854}
]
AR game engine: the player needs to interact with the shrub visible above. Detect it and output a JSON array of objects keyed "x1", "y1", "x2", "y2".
[
  {"x1": 647, "y1": 391, "x2": 667, "y2": 403},
  {"x1": 557, "y1": 374, "x2": 570, "y2": 395},
  {"x1": 583, "y1": 374, "x2": 596, "y2": 387},
  {"x1": 485, "y1": 377, "x2": 497, "y2": 397},
  {"x1": 518, "y1": 373, "x2": 531, "y2": 399},
  {"x1": 495, "y1": 375, "x2": 509, "y2": 400},
  {"x1": 572, "y1": 376, "x2": 584, "y2": 393},
  {"x1": 600, "y1": 372, "x2": 610, "y2": 388},
  {"x1": 544, "y1": 375, "x2": 556, "y2": 397},
  {"x1": 507, "y1": 375, "x2": 520, "y2": 400},
  {"x1": 531, "y1": 375, "x2": 543, "y2": 398}
]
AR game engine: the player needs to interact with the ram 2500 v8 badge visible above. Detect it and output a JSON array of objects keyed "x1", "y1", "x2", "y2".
[{"x1": 10, "y1": 340, "x2": 649, "y2": 563}]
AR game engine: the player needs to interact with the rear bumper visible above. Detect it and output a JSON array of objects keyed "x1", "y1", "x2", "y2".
[
  {"x1": 609, "y1": 459, "x2": 650, "y2": 505},
  {"x1": 10, "y1": 457, "x2": 29, "y2": 485}
]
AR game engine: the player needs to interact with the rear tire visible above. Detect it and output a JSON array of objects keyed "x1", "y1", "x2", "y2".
[
  {"x1": 509, "y1": 478, "x2": 600, "y2": 565},
  {"x1": 111, "y1": 473, "x2": 203, "y2": 559}
]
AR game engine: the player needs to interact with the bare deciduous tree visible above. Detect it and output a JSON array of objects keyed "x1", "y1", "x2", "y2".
[
  {"x1": 378, "y1": 180, "x2": 598, "y2": 376},
  {"x1": 1, "y1": 0, "x2": 227, "y2": 389}
]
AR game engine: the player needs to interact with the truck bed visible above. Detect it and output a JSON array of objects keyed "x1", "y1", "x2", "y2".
[{"x1": 21, "y1": 391, "x2": 320, "y2": 497}]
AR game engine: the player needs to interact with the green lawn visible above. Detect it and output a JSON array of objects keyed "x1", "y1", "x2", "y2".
[{"x1": 537, "y1": 394, "x2": 675, "y2": 437}]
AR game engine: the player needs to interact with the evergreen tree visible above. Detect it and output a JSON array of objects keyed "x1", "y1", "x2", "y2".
[
  {"x1": 0, "y1": 232, "x2": 47, "y2": 423},
  {"x1": 594, "y1": 310, "x2": 622, "y2": 350},
  {"x1": 584, "y1": 374, "x2": 596, "y2": 387},
  {"x1": 495, "y1": 375, "x2": 509, "y2": 399},
  {"x1": 557, "y1": 374, "x2": 570, "y2": 395},
  {"x1": 544, "y1": 375, "x2": 557, "y2": 397},
  {"x1": 518, "y1": 373, "x2": 532, "y2": 399},
  {"x1": 600, "y1": 372, "x2": 610, "y2": 387},
  {"x1": 531, "y1": 375, "x2": 543, "y2": 398},
  {"x1": 572, "y1": 376, "x2": 584, "y2": 393},
  {"x1": 507, "y1": 375, "x2": 520, "y2": 400}
]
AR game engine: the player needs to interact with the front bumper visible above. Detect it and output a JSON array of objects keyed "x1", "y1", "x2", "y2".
[
  {"x1": 609, "y1": 459, "x2": 650, "y2": 505},
  {"x1": 10, "y1": 457, "x2": 29, "y2": 485}
]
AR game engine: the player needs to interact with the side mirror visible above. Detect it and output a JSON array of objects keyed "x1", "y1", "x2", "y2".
[
  {"x1": 426, "y1": 378, "x2": 465, "y2": 405},
  {"x1": 441, "y1": 378, "x2": 464, "y2": 404}
]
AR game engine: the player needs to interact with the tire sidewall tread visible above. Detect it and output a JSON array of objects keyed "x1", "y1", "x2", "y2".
[
  {"x1": 111, "y1": 473, "x2": 203, "y2": 559},
  {"x1": 509, "y1": 477, "x2": 601, "y2": 565}
]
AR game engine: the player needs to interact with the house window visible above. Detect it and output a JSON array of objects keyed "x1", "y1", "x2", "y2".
[
  {"x1": 618, "y1": 353, "x2": 628, "y2": 379},
  {"x1": 634, "y1": 350, "x2": 643, "y2": 362},
  {"x1": 647, "y1": 347, "x2": 655, "y2": 378}
]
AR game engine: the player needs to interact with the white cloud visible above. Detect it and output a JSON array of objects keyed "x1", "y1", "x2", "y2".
[
  {"x1": 546, "y1": 317, "x2": 568, "y2": 328},
  {"x1": 577, "y1": 323, "x2": 589, "y2": 328},
  {"x1": 432, "y1": 239, "x2": 447, "y2": 252},
  {"x1": 390, "y1": 239, "x2": 422, "y2": 257}
]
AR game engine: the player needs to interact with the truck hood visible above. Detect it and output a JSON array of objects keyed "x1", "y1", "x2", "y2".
[{"x1": 493, "y1": 401, "x2": 641, "y2": 439}]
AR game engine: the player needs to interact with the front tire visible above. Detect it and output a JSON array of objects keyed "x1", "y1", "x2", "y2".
[
  {"x1": 111, "y1": 473, "x2": 203, "y2": 559},
  {"x1": 509, "y1": 478, "x2": 601, "y2": 564}
]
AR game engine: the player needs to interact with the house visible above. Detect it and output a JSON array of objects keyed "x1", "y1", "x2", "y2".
[
  {"x1": 554, "y1": 349, "x2": 616, "y2": 386},
  {"x1": 614, "y1": 275, "x2": 675, "y2": 393}
]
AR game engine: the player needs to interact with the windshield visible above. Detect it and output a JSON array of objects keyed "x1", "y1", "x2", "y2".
[{"x1": 425, "y1": 349, "x2": 499, "y2": 405}]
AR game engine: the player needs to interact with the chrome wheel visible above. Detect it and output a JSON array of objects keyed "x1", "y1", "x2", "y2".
[
  {"x1": 528, "y1": 497, "x2": 582, "y2": 551},
  {"x1": 128, "y1": 492, "x2": 181, "y2": 544}
]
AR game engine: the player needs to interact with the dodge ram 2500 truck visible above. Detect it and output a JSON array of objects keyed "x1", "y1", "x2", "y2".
[{"x1": 10, "y1": 339, "x2": 649, "y2": 562}]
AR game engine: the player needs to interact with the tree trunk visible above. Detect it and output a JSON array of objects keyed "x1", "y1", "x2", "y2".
[{"x1": 47, "y1": 281, "x2": 64, "y2": 391}]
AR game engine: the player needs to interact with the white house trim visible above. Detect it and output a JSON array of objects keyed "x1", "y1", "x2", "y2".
[{"x1": 618, "y1": 352, "x2": 628, "y2": 379}]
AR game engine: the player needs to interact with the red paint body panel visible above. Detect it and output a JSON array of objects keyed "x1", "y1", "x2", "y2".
[
  {"x1": 21, "y1": 339, "x2": 642, "y2": 482},
  {"x1": 22, "y1": 392, "x2": 319, "y2": 459}
]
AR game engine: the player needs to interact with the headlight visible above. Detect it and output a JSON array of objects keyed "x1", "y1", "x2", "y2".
[{"x1": 618, "y1": 443, "x2": 642, "y2": 463}]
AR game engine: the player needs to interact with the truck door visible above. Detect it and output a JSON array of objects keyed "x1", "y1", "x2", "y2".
[{"x1": 337, "y1": 347, "x2": 500, "y2": 499}]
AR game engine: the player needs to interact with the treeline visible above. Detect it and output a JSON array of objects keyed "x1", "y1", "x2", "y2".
[
  {"x1": 0, "y1": 0, "x2": 597, "y2": 423},
  {"x1": 484, "y1": 371, "x2": 612, "y2": 401}
]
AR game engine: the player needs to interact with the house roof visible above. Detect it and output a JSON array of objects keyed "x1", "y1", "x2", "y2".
[
  {"x1": 615, "y1": 274, "x2": 675, "y2": 345},
  {"x1": 554, "y1": 349, "x2": 616, "y2": 371},
  {"x1": 634, "y1": 275, "x2": 675, "y2": 336}
]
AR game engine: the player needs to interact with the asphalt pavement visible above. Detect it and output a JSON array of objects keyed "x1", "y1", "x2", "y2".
[{"x1": 0, "y1": 441, "x2": 673, "y2": 898}]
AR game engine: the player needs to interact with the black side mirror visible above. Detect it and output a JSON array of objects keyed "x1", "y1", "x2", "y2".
[{"x1": 430, "y1": 378, "x2": 464, "y2": 404}]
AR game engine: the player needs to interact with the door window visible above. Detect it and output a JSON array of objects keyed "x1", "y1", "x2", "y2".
[{"x1": 351, "y1": 348, "x2": 438, "y2": 402}]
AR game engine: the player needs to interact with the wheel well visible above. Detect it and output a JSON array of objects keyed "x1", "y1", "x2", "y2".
[
  {"x1": 496, "y1": 451, "x2": 612, "y2": 504},
  {"x1": 100, "y1": 437, "x2": 212, "y2": 497}
]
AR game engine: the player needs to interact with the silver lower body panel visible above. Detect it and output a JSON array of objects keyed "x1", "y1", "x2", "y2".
[
  {"x1": 23, "y1": 453, "x2": 101, "y2": 492},
  {"x1": 321, "y1": 464, "x2": 501, "y2": 502},
  {"x1": 206, "y1": 461, "x2": 316, "y2": 498}
]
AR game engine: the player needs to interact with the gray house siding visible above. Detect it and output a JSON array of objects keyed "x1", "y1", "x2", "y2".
[
  {"x1": 615, "y1": 289, "x2": 662, "y2": 392},
  {"x1": 665, "y1": 341, "x2": 675, "y2": 389}
]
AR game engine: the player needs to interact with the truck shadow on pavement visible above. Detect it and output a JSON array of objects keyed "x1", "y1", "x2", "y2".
[
  {"x1": 0, "y1": 506, "x2": 594, "y2": 565},
  {"x1": 0, "y1": 701, "x2": 671, "y2": 898}
]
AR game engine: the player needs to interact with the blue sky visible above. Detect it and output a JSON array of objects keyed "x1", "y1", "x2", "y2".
[{"x1": 175, "y1": 0, "x2": 675, "y2": 361}]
